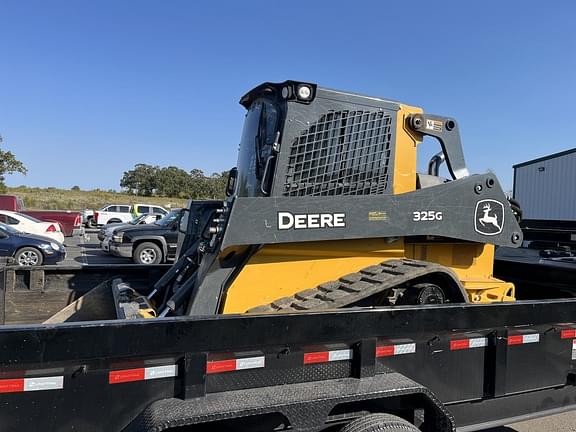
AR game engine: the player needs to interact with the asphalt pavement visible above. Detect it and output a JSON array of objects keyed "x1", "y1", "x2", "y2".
[
  {"x1": 485, "y1": 412, "x2": 576, "y2": 432},
  {"x1": 59, "y1": 230, "x2": 576, "y2": 431},
  {"x1": 61, "y1": 228, "x2": 131, "y2": 265}
]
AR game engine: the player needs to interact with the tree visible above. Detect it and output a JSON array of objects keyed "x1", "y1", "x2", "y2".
[
  {"x1": 119, "y1": 164, "x2": 229, "y2": 199},
  {"x1": 188, "y1": 168, "x2": 209, "y2": 199},
  {"x1": 120, "y1": 164, "x2": 159, "y2": 196},
  {"x1": 156, "y1": 166, "x2": 192, "y2": 198},
  {"x1": 71, "y1": 185, "x2": 80, "y2": 191},
  {"x1": 0, "y1": 141, "x2": 27, "y2": 193},
  {"x1": 205, "y1": 171, "x2": 229, "y2": 199}
]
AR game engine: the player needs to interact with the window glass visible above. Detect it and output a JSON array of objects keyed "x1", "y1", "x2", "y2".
[
  {"x1": 7, "y1": 216, "x2": 19, "y2": 225},
  {"x1": 155, "y1": 209, "x2": 181, "y2": 227},
  {"x1": 0, "y1": 215, "x2": 7, "y2": 223},
  {"x1": 118, "y1": 206, "x2": 130, "y2": 213},
  {"x1": 153, "y1": 207, "x2": 166, "y2": 214},
  {"x1": 139, "y1": 206, "x2": 151, "y2": 213},
  {"x1": 0, "y1": 223, "x2": 18, "y2": 234}
]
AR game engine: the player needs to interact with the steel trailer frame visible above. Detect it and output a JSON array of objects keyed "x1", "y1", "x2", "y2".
[{"x1": 1, "y1": 285, "x2": 576, "y2": 431}]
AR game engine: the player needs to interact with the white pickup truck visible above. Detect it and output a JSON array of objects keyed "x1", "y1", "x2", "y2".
[{"x1": 93, "y1": 204, "x2": 168, "y2": 226}]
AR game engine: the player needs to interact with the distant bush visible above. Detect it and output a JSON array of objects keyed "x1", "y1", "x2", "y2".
[
  {"x1": 6, "y1": 186, "x2": 188, "y2": 211},
  {"x1": 71, "y1": 185, "x2": 80, "y2": 191}
]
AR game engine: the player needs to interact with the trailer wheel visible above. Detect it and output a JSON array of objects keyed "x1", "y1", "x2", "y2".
[
  {"x1": 340, "y1": 414, "x2": 419, "y2": 432},
  {"x1": 134, "y1": 242, "x2": 163, "y2": 265}
]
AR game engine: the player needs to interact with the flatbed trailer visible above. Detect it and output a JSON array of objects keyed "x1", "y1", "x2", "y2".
[{"x1": 2, "y1": 267, "x2": 576, "y2": 431}]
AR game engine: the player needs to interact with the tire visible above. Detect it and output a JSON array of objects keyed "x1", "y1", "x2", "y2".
[
  {"x1": 108, "y1": 218, "x2": 122, "y2": 224},
  {"x1": 133, "y1": 242, "x2": 163, "y2": 265},
  {"x1": 15, "y1": 247, "x2": 44, "y2": 267},
  {"x1": 86, "y1": 218, "x2": 96, "y2": 228},
  {"x1": 340, "y1": 414, "x2": 419, "y2": 432}
]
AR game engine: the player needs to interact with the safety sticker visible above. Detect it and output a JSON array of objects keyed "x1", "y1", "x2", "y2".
[{"x1": 425, "y1": 119, "x2": 443, "y2": 132}]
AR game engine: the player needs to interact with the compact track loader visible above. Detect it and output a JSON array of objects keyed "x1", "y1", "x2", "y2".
[
  {"x1": 137, "y1": 80, "x2": 522, "y2": 319},
  {"x1": 50, "y1": 80, "x2": 524, "y2": 322}
]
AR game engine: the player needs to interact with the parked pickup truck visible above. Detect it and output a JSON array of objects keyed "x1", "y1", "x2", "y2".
[
  {"x1": 0, "y1": 194, "x2": 83, "y2": 237},
  {"x1": 109, "y1": 208, "x2": 183, "y2": 264},
  {"x1": 93, "y1": 203, "x2": 168, "y2": 226}
]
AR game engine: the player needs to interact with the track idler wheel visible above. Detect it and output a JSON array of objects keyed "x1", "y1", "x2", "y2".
[{"x1": 397, "y1": 283, "x2": 446, "y2": 305}]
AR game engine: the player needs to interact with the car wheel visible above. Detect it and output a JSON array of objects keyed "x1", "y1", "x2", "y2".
[
  {"x1": 108, "y1": 218, "x2": 122, "y2": 224},
  {"x1": 134, "y1": 242, "x2": 162, "y2": 265},
  {"x1": 15, "y1": 247, "x2": 44, "y2": 266}
]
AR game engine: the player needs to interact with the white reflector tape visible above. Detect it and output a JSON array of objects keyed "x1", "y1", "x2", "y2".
[
  {"x1": 144, "y1": 365, "x2": 178, "y2": 381},
  {"x1": 394, "y1": 343, "x2": 416, "y2": 355},
  {"x1": 523, "y1": 334, "x2": 540, "y2": 344},
  {"x1": 469, "y1": 337, "x2": 488, "y2": 348},
  {"x1": 572, "y1": 340, "x2": 576, "y2": 361},
  {"x1": 328, "y1": 349, "x2": 353, "y2": 362},
  {"x1": 236, "y1": 356, "x2": 265, "y2": 370},
  {"x1": 23, "y1": 376, "x2": 64, "y2": 392}
]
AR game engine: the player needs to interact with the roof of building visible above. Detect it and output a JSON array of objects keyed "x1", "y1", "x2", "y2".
[{"x1": 513, "y1": 147, "x2": 576, "y2": 169}]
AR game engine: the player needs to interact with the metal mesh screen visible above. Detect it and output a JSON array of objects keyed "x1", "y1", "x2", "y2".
[{"x1": 284, "y1": 110, "x2": 393, "y2": 196}]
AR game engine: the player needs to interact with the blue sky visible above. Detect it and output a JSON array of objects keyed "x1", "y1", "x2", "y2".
[{"x1": 1, "y1": 1, "x2": 575, "y2": 192}]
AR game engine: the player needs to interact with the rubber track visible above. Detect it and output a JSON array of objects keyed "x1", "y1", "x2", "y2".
[{"x1": 247, "y1": 259, "x2": 463, "y2": 313}]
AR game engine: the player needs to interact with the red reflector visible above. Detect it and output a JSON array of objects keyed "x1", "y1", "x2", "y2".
[
  {"x1": 94, "y1": 212, "x2": 99, "y2": 223},
  {"x1": 507, "y1": 335, "x2": 523, "y2": 346},
  {"x1": 303, "y1": 352, "x2": 330, "y2": 364},
  {"x1": 109, "y1": 368, "x2": 145, "y2": 384},
  {"x1": 0, "y1": 378, "x2": 24, "y2": 393},
  {"x1": 74, "y1": 215, "x2": 81, "y2": 226},
  {"x1": 450, "y1": 339, "x2": 470, "y2": 350},
  {"x1": 46, "y1": 224, "x2": 56, "y2": 232},
  {"x1": 206, "y1": 359, "x2": 237, "y2": 374},
  {"x1": 561, "y1": 329, "x2": 576, "y2": 339},
  {"x1": 375, "y1": 345, "x2": 395, "y2": 357}
]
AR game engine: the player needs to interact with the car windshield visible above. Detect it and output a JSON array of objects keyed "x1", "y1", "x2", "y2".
[
  {"x1": 130, "y1": 214, "x2": 147, "y2": 224},
  {"x1": 17, "y1": 213, "x2": 43, "y2": 223},
  {"x1": 0, "y1": 223, "x2": 19, "y2": 234},
  {"x1": 155, "y1": 209, "x2": 181, "y2": 227}
]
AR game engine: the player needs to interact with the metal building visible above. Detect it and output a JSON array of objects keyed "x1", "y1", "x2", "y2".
[{"x1": 513, "y1": 148, "x2": 576, "y2": 221}]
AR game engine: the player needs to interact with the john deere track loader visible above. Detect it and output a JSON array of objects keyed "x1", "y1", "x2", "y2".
[{"x1": 137, "y1": 80, "x2": 523, "y2": 319}]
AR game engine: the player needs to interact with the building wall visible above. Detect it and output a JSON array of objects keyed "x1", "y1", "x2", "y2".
[{"x1": 514, "y1": 150, "x2": 576, "y2": 220}]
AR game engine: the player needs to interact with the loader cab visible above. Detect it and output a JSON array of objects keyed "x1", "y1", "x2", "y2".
[{"x1": 236, "y1": 80, "x2": 470, "y2": 199}]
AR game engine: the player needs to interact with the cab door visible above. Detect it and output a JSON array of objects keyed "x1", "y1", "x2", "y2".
[{"x1": 165, "y1": 214, "x2": 182, "y2": 260}]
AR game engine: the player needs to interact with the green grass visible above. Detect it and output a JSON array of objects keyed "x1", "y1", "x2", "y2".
[{"x1": 7, "y1": 186, "x2": 189, "y2": 211}]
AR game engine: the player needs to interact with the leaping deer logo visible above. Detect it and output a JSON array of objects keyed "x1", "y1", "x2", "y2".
[
  {"x1": 478, "y1": 203, "x2": 501, "y2": 231},
  {"x1": 474, "y1": 199, "x2": 505, "y2": 236}
]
